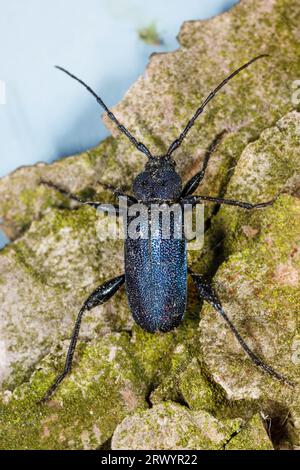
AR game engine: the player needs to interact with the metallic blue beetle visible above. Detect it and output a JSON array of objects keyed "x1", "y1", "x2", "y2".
[{"x1": 40, "y1": 55, "x2": 293, "y2": 402}]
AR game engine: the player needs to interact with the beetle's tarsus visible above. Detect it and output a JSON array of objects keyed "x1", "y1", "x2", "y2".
[
  {"x1": 38, "y1": 371, "x2": 69, "y2": 404},
  {"x1": 38, "y1": 274, "x2": 125, "y2": 403},
  {"x1": 190, "y1": 271, "x2": 294, "y2": 388}
]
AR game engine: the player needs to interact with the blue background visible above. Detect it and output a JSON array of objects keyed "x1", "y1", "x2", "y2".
[{"x1": 0, "y1": 0, "x2": 238, "y2": 247}]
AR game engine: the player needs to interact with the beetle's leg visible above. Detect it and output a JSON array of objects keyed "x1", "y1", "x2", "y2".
[
  {"x1": 38, "y1": 274, "x2": 125, "y2": 403},
  {"x1": 40, "y1": 179, "x2": 124, "y2": 215},
  {"x1": 189, "y1": 271, "x2": 294, "y2": 387},
  {"x1": 97, "y1": 181, "x2": 138, "y2": 204},
  {"x1": 181, "y1": 194, "x2": 275, "y2": 210},
  {"x1": 180, "y1": 130, "x2": 227, "y2": 198}
]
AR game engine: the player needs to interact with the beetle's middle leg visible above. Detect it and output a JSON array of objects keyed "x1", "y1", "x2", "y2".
[
  {"x1": 180, "y1": 130, "x2": 228, "y2": 198},
  {"x1": 38, "y1": 274, "x2": 125, "y2": 403},
  {"x1": 189, "y1": 270, "x2": 294, "y2": 387}
]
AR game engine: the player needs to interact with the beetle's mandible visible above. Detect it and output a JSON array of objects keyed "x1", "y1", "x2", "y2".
[{"x1": 39, "y1": 54, "x2": 294, "y2": 402}]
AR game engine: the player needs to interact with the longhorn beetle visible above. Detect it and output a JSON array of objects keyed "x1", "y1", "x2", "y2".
[{"x1": 40, "y1": 54, "x2": 293, "y2": 402}]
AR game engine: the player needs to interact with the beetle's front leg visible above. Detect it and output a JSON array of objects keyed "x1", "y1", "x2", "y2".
[
  {"x1": 181, "y1": 194, "x2": 275, "y2": 210},
  {"x1": 38, "y1": 274, "x2": 125, "y2": 403},
  {"x1": 97, "y1": 180, "x2": 138, "y2": 204},
  {"x1": 40, "y1": 179, "x2": 131, "y2": 215},
  {"x1": 189, "y1": 270, "x2": 294, "y2": 387}
]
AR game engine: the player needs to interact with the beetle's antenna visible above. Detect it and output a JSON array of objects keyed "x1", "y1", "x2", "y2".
[
  {"x1": 55, "y1": 66, "x2": 153, "y2": 159},
  {"x1": 166, "y1": 54, "x2": 269, "y2": 157}
]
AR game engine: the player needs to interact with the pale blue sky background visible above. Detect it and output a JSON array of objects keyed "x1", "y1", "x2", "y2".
[{"x1": 0, "y1": 0, "x2": 238, "y2": 247}]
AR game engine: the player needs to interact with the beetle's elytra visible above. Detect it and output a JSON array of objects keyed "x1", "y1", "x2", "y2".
[{"x1": 39, "y1": 54, "x2": 293, "y2": 402}]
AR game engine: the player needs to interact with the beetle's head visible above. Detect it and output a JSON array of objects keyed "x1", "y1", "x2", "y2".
[{"x1": 133, "y1": 156, "x2": 182, "y2": 201}]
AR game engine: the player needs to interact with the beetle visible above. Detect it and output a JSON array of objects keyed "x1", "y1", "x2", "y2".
[{"x1": 40, "y1": 54, "x2": 293, "y2": 402}]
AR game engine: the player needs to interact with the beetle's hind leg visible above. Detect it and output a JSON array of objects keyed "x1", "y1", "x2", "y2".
[
  {"x1": 189, "y1": 270, "x2": 294, "y2": 387},
  {"x1": 38, "y1": 274, "x2": 125, "y2": 403}
]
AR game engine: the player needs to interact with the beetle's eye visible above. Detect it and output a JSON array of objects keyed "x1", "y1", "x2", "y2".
[{"x1": 141, "y1": 180, "x2": 148, "y2": 187}]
